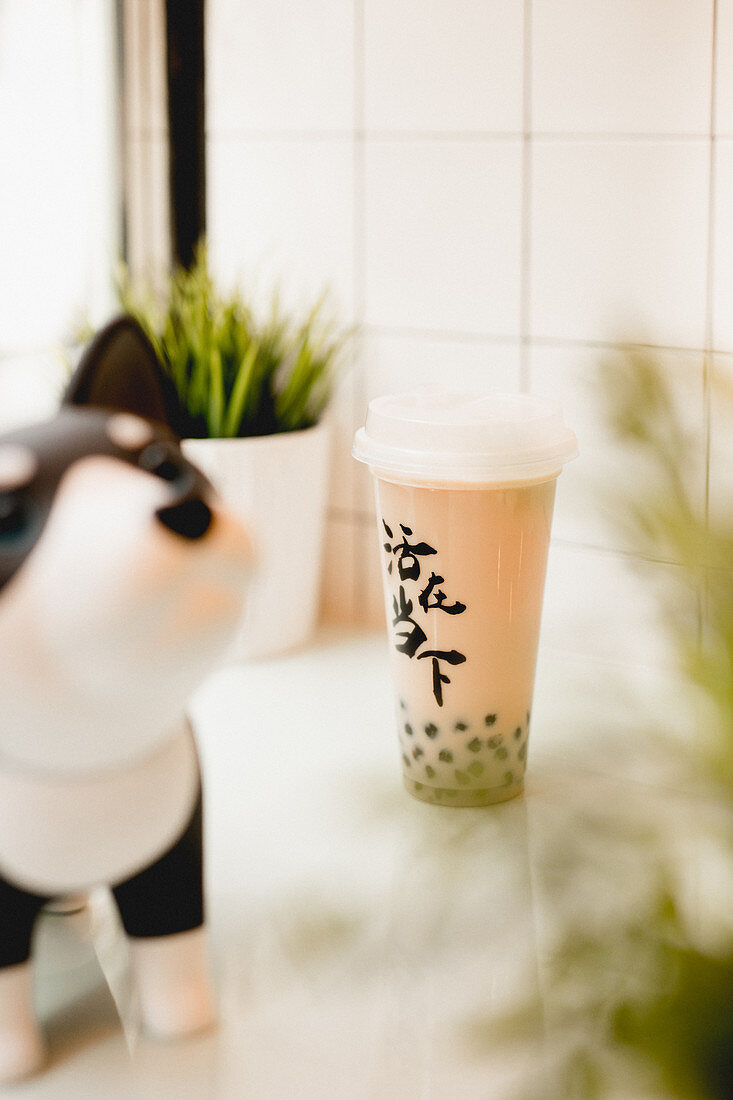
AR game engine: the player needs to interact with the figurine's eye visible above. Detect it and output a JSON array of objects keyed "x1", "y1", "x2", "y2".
[
  {"x1": 0, "y1": 493, "x2": 28, "y2": 539},
  {"x1": 139, "y1": 443, "x2": 181, "y2": 482}
]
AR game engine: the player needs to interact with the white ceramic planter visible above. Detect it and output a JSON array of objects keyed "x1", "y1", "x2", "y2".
[{"x1": 182, "y1": 421, "x2": 330, "y2": 660}]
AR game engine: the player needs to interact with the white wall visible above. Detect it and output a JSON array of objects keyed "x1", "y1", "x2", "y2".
[{"x1": 206, "y1": 1, "x2": 732, "y2": 679}]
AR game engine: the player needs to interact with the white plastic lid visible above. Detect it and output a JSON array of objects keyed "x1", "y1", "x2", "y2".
[{"x1": 353, "y1": 388, "x2": 578, "y2": 486}]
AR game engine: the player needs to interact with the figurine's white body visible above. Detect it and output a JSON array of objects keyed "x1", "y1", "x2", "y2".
[{"x1": 0, "y1": 417, "x2": 251, "y2": 1081}]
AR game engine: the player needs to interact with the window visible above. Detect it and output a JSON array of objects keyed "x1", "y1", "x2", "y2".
[{"x1": 0, "y1": 0, "x2": 120, "y2": 430}]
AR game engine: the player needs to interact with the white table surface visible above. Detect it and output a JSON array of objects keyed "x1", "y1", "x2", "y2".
[{"x1": 5, "y1": 628, "x2": 718, "y2": 1099}]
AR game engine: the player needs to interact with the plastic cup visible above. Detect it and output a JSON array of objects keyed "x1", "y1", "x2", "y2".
[{"x1": 353, "y1": 389, "x2": 578, "y2": 807}]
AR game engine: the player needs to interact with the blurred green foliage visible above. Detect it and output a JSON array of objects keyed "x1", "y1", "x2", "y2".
[
  {"x1": 116, "y1": 244, "x2": 348, "y2": 438},
  {"x1": 513, "y1": 353, "x2": 733, "y2": 1100},
  {"x1": 603, "y1": 353, "x2": 733, "y2": 793}
]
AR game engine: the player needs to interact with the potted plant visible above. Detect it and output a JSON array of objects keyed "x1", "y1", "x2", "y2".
[{"x1": 117, "y1": 246, "x2": 347, "y2": 659}]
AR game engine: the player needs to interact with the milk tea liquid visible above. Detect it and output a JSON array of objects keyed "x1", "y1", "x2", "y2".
[{"x1": 375, "y1": 475, "x2": 557, "y2": 806}]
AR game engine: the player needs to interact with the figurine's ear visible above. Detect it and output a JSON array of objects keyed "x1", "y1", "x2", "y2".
[{"x1": 64, "y1": 316, "x2": 179, "y2": 432}]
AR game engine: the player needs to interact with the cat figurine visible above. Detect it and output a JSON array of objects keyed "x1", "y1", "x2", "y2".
[{"x1": 0, "y1": 317, "x2": 252, "y2": 1080}]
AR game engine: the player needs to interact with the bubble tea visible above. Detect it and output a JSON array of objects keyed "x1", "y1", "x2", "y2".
[{"x1": 353, "y1": 391, "x2": 578, "y2": 807}]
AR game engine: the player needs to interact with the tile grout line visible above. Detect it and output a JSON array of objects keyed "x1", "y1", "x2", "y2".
[
  {"x1": 359, "y1": 324, "x2": 733, "y2": 357},
  {"x1": 551, "y1": 537, "x2": 702, "y2": 570},
  {"x1": 704, "y1": 0, "x2": 718, "y2": 510},
  {"x1": 701, "y1": 0, "x2": 719, "y2": 649},
  {"x1": 518, "y1": 0, "x2": 533, "y2": 392},
  {"x1": 204, "y1": 128, "x2": 718, "y2": 144}
]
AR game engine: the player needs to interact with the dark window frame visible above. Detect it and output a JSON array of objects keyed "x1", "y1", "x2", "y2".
[{"x1": 165, "y1": 0, "x2": 206, "y2": 269}]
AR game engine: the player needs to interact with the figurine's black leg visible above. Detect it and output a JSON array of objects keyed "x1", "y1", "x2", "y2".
[
  {"x1": 111, "y1": 787, "x2": 215, "y2": 1038},
  {"x1": 0, "y1": 874, "x2": 50, "y2": 970},
  {"x1": 0, "y1": 875, "x2": 50, "y2": 1080},
  {"x1": 112, "y1": 787, "x2": 204, "y2": 939}
]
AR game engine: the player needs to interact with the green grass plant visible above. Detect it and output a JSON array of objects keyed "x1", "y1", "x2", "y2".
[{"x1": 117, "y1": 245, "x2": 346, "y2": 438}]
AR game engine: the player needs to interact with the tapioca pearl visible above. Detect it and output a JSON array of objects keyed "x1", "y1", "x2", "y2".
[
  {"x1": 414, "y1": 781, "x2": 424, "y2": 791},
  {"x1": 454, "y1": 721, "x2": 468, "y2": 731},
  {"x1": 518, "y1": 742, "x2": 527, "y2": 763},
  {"x1": 412, "y1": 745, "x2": 424, "y2": 760},
  {"x1": 487, "y1": 735, "x2": 503, "y2": 750},
  {"x1": 467, "y1": 737, "x2": 482, "y2": 753},
  {"x1": 495, "y1": 746, "x2": 508, "y2": 761},
  {"x1": 106, "y1": 412, "x2": 154, "y2": 450},
  {"x1": 468, "y1": 761, "x2": 484, "y2": 778},
  {"x1": 485, "y1": 714, "x2": 497, "y2": 726},
  {"x1": 400, "y1": 698, "x2": 407, "y2": 709},
  {"x1": 402, "y1": 753, "x2": 411, "y2": 768},
  {"x1": 424, "y1": 723, "x2": 439, "y2": 739},
  {"x1": 438, "y1": 749, "x2": 453, "y2": 763},
  {"x1": 404, "y1": 723, "x2": 413, "y2": 736},
  {"x1": 504, "y1": 771, "x2": 515, "y2": 785},
  {"x1": 513, "y1": 727, "x2": 522, "y2": 741},
  {"x1": 425, "y1": 765, "x2": 436, "y2": 779},
  {"x1": 455, "y1": 769, "x2": 470, "y2": 786}
]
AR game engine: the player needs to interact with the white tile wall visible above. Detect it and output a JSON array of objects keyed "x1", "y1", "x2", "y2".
[
  {"x1": 208, "y1": 137, "x2": 354, "y2": 319},
  {"x1": 207, "y1": 0, "x2": 354, "y2": 134},
  {"x1": 363, "y1": 0, "x2": 523, "y2": 134},
  {"x1": 532, "y1": 0, "x2": 713, "y2": 135},
  {"x1": 364, "y1": 140, "x2": 522, "y2": 333},
  {"x1": 206, "y1": 1, "x2": 726, "y2": 677},
  {"x1": 531, "y1": 141, "x2": 710, "y2": 348}
]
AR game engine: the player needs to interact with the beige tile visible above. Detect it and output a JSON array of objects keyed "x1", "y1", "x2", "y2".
[
  {"x1": 207, "y1": 137, "x2": 355, "y2": 323},
  {"x1": 531, "y1": 141, "x2": 710, "y2": 349},
  {"x1": 364, "y1": 139, "x2": 523, "y2": 334},
  {"x1": 364, "y1": 0, "x2": 523, "y2": 133},
  {"x1": 207, "y1": 0, "x2": 354, "y2": 132},
  {"x1": 362, "y1": 331, "x2": 521, "y2": 394},
  {"x1": 533, "y1": 0, "x2": 713, "y2": 135}
]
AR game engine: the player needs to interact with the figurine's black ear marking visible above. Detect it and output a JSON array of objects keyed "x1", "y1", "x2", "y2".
[{"x1": 64, "y1": 316, "x2": 180, "y2": 433}]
